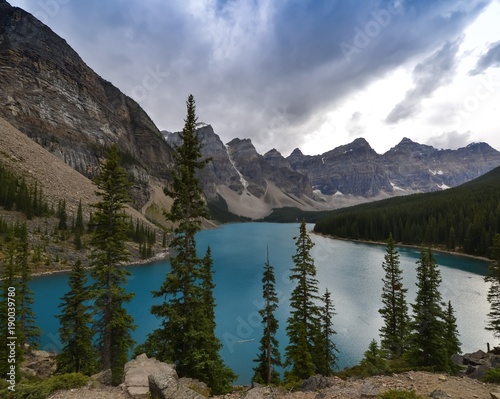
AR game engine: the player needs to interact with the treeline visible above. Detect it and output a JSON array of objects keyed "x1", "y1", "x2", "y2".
[
  {"x1": 314, "y1": 166, "x2": 500, "y2": 257},
  {"x1": 0, "y1": 164, "x2": 50, "y2": 219}
]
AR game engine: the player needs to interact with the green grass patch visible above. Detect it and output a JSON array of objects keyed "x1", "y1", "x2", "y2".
[{"x1": 0, "y1": 373, "x2": 89, "y2": 399}]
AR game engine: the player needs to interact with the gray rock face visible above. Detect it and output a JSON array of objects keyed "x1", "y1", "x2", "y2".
[
  {"x1": 288, "y1": 138, "x2": 391, "y2": 196},
  {"x1": 167, "y1": 128, "x2": 313, "y2": 200},
  {"x1": 287, "y1": 137, "x2": 500, "y2": 197},
  {"x1": 226, "y1": 138, "x2": 268, "y2": 197},
  {"x1": 0, "y1": 2, "x2": 173, "y2": 207},
  {"x1": 124, "y1": 353, "x2": 206, "y2": 399},
  {"x1": 165, "y1": 125, "x2": 244, "y2": 198},
  {"x1": 227, "y1": 138, "x2": 313, "y2": 198}
]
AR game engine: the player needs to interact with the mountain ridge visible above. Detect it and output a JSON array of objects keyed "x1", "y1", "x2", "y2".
[
  {"x1": 0, "y1": 0, "x2": 173, "y2": 209},
  {"x1": 2, "y1": 0, "x2": 500, "y2": 222}
]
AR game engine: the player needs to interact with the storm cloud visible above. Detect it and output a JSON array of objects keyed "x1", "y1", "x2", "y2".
[
  {"x1": 385, "y1": 39, "x2": 461, "y2": 124},
  {"x1": 8, "y1": 0, "x2": 494, "y2": 154}
]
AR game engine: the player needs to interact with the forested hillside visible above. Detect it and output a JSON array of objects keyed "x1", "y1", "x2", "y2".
[{"x1": 314, "y1": 166, "x2": 500, "y2": 257}]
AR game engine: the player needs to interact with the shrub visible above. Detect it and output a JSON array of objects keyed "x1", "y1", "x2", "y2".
[
  {"x1": 484, "y1": 367, "x2": 500, "y2": 383},
  {"x1": 0, "y1": 373, "x2": 89, "y2": 399}
]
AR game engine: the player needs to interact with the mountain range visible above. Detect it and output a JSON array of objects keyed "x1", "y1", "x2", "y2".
[
  {"x1": 165, "y1": 126, "x2": 500, "y2": 219},
  {"x1": 1, "y1": 0, "x2": 500, "y2": 222}
]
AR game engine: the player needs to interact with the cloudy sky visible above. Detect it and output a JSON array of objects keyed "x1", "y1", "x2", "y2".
[{"x1": 9, "y1": 0, "x2": 500, "y2": 156}]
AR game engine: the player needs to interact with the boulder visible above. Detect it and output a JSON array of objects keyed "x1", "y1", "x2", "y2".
[
  {"x1": 179, "y1": 377, "x2": 210, "y2": 397},
  {"x1": 430, "y1": 389, "x2": 451, "y2": 398},
  {"x1": 451, "y1": 353, "x2": 464, "y2": 366},
  {"x1": 92, "y1": 369, "x2": 113, "y2": 386},
  {"x1": 464, "y1": 350, "x2": 488, "y2": 366},
  {"x1": 360, "y1": 382, "x2": 379, "y2": 398},
  {"x1": 149, "y1": 370, "x2": 206, "y2": 399},
  {"x1": 124, "y1": 354, "x2": 176, "y2": 398},
  {"x1": 124, "y1": 353, "x2": 206, "y2": 399},
  {"x1": 21, "y1": 349, "x2": 57, "y2": 378}
]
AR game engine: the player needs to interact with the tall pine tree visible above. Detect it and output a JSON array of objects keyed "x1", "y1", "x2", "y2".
[
  {"x1": 57, "y1": 259, "x2": 96, "y2": 375},
  {"x1": 15, "y1": 222, "x2": 40, "y2": 349},
  {"x1": 0, "y1": 230, "x2": 23, "y2": 382},
  {"x1": 314, "y1": 288, "x2": 338, "y2": 376},
  {"x1": 486, "y1": 234, "x2": 500, "y2": 336},
  {"x1": 144, "y1": 95, "x2": 235, "y2": 394},
  {"x1": 285, "y1": 220, "x2": 322, "y2": 382},
  {"x1": 253, "y1": 248, "x2": 281, "y2": 385},
  {"x1": 74, "y1": 199, "x2": 85, "y2": 250},
  {"x1": 90, "y1": 144, "x2": 135, "y2": 385},
  {"x1": 407, "y1": 247, "x2": 456, "y2": 372},
  {"x1": 378, "y1": 234, "x2": 410, "y2": 358},
  {"x1": 444, "y1": 300, "x2": 461, "y2": 373}
]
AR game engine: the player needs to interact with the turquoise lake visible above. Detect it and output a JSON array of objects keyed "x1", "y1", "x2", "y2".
[{"x1": 30, "y1": 222, "x2": 495, "y2": 384}]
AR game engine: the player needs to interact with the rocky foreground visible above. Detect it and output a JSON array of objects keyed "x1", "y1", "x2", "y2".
[
  {"x1": 46, "y1": 370, "x2": 499, "y2": 399},
  {"x1": 42, "y1": 353, "x2": 500, "y2": 399}
]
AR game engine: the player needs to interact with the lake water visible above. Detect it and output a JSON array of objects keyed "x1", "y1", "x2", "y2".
[{"x1": 30, "y1": 222, "x2": 495, "y2": 384}]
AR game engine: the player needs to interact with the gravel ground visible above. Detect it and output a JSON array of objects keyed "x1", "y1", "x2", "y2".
[{"x1": 46, "y1": 371, "x2": 500, "y2": 399}]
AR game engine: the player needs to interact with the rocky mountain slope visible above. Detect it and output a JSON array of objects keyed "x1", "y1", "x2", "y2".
[
  {"x1": 0, "y1": 0, "x2": 173, "y2": 208},
  {"x1": 287, "y1": 137, "x2": 500, "y2": 197},
  {"x1": 165, "y1": 126, "x2": 320, "y2": 219},
  {"x1": 166, "y1": 126, "x2": 500, "y2": 219}
]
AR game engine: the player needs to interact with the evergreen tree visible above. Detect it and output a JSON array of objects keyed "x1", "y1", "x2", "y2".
[
  {"x1": 360, "y1": 339, "x2": 389, "y2": 376},
  {"x1": 194, "y1": 247, "x2": 236, "y2": 394},
  {"x1": 314, "y1": 288, "x2": 338, "y2": 376},
  {"x1": 486, "y1": 234, "x2": 500, "y2": 336},
  {"x1": 16, "y1": 222, "x2": 40, "y2": 349},
  {"x1": 444, "y1": 300, "x2": 461, "y2": 372},
  {"x1": 253, "y1": 248, "x2": 281, "y2": 385},
  {"x1": 0, "y1": 231, "x2": 23, "y2": 382},
  {"x1": 56, "y1": 260, "x2": 96, "y2": 375},
  {"x1": 90, "y1": 144, "x2": 135, "y2": 385},
  {"x1": 74, "y1": 199, "x2": 85, "y2": 250},
  {"x1": 285, "y1": 220, "x2": 322, "y2": 381},
  {"x1": 57, "y1": 199, "x2": 68, "y2": 230},
  {"x1": 378, "y1": 234, "x2": 410, "y2": 358},
  {"x1": 407, "y1": 247, "x2": 453, "y2": 372},
  {"x1": 144, "y1": 95, "x2": 234, "y2": 394}
]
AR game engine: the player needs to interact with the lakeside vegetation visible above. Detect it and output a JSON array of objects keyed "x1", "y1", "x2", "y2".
[{"x1": 314, "y1": 166, "x2": 500, "y2": 258}]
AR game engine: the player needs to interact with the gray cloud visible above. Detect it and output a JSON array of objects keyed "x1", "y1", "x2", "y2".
[
  {"x1": 346, "y1": 112, "x2": 365, "y2": 137},
  {"x1": 425, "y1": 131, "x2": 472, "y2": 149},
  {"x1": 470, "y1": 40, "x2": 500, "y2": 75},
  {"x1": 9, "y1": 0, "x2": 491, "y2": 154},
  {"x1": 385, "y1": 39, "x2": 462, "y2": 124}
]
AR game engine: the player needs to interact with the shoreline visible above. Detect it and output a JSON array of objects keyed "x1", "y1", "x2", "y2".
[
  {"x1": 31, "y1": 250, "x2": 170, "y2": 278},
  {"x1": 311, "y1": 231, "x2": 491, "y2": 263}
]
